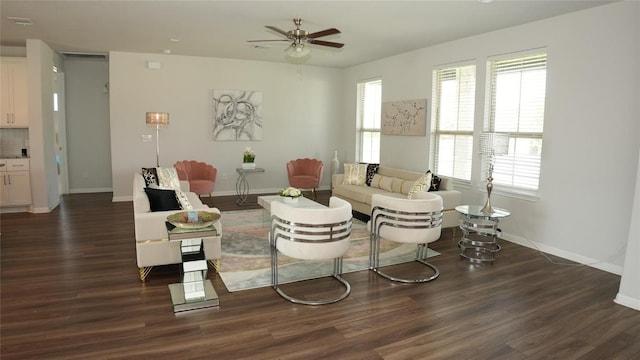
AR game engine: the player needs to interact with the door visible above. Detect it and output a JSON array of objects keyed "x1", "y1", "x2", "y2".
[{"x1": 53, "y1": 72, "x2": 69, "y2": 195}]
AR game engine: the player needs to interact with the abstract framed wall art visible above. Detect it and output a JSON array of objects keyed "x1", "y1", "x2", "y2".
[
  {"x1": 381, "y1": 98, "x2": 427, "y2": 136},
  {"x1": 212, "y1": 90, "x2": 263, "y2": 141}
]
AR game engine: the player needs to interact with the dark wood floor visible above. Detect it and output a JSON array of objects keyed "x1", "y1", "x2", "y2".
[{"x1": 1, "y1": 191, "x2": 639, "y2": 359}]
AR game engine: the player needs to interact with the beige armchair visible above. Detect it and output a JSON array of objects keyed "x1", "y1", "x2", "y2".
[
  {"x1": 368, "y1": 192, "x2": 443, "y2": 283},
  {"x1": 270, "y1": 196, "x2": 352, "y2": 305}
]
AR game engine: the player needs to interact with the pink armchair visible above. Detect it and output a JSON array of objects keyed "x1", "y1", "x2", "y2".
[
  {"x1": 286, "y1": 158, "x2": 324, "y2": 199},
  {"x1": 174, "y1": 160, "x2": 217, "y2": 197}
]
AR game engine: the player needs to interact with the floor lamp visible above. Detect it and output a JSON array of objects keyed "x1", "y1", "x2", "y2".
[
  {"x1": 146, "y1": 112, "x2": 169, "y2": 167},
  {"x1": 479, "y1": 132, "x2": 509, "y2": 213}
]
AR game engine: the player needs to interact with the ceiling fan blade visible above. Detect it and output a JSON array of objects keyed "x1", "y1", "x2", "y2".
[
  {"x1": 247, "y1": 39, "x2": 289, "y2": 43},
  {"x1": 308, "y1": 39, "x2": 344, "y2": 48},
  {"x1": 265, "y1": 26, "x2": 290, "y2": 37},
  {"x1": 307, "y1": 28, "x2": 341, "y2": 39}
]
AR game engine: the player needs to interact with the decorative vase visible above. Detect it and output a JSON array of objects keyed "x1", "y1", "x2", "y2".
[
  {"x1": 331, "y1": 150, "x2": 340, "y2": 185},
  {"x1": 241, "y1": 163, "x2": 256, "y2": 170}
]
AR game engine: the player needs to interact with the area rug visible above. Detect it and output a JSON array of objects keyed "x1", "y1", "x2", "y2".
[{"x1": 218, "y1": 209, "x2": 439, "y2": 292}]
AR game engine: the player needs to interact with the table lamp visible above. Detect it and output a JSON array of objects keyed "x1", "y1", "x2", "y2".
[
  {"x1": 146, "y1": 112, "x2": 169, "y2": 167},
  {"x1": 479, "y1": 132, "x2": 509, "y2": 213}
]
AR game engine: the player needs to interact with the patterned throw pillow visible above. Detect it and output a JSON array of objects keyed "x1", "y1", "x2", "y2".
[
  {"x1": 141, "y1": 167, "x2": 158, "y2": 187},
  {"x1": 407, "y1": 170, "x2": 433, "y2": 199},
  {"x1": 365, "y1": 163, "x2": 379, "y2": 186},
  {"x1": 429, "y1": 175, "x2": 442, "y2": 191},
  {"x1": 342, "y1": 163, "x2": 368, "y2": 186}
]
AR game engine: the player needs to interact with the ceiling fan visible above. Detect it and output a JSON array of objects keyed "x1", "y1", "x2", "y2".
[{"x1": 248, "y1": 18, "x2": 344, "y2": 58}]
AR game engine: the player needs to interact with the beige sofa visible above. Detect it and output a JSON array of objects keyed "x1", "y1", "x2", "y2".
[
  {"x1": 332, "y1": 167, "x2": 462, "y2": 228},
  {"x1": 133, "y1": 172, "x2": 222, "y2": 281}
]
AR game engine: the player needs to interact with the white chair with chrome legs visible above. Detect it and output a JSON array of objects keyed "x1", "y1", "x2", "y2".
[
  {"x1": 369, "y1": 192, "x2": 443, "y2": 283},
  {"x1": 270, "y1": 196, "x2": 353, "y2": 305}
]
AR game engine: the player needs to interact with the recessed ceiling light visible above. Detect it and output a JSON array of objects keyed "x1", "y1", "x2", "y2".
[
  {"x1": 162, "y1": 49, "x2": 171, "y2": 54},
  {"x1": 170, "y1": 38, "x2": 180, "y2": 42},
  {"x1": 478, "y1": 0, "x2": 494, "y2": 3},
  {"x1": 7, "y1": 17, "x2": 33, "y2": 26}
]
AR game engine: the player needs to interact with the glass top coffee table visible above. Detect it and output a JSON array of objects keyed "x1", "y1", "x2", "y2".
[
  {"x1": 257, "y1": 195, "x2": 326, "y2": 211},
  {"x1": 257, "y1": 195, "x2": 326, "y2": 226}
]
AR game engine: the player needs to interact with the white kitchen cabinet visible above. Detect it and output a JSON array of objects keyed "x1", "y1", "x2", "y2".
[
  {"x1": 0, "y1": 159, "x2": 32, "y2": 207},
  {"x1": 0, "y1": 58, "x2": 28, "y2": 128}
]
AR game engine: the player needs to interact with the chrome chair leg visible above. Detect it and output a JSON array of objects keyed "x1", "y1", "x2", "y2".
[
  {"x1": 271, "y1": 237, "x2": 350, "y2": 305},
  {"x1": 370, "y1": 236, "x2": 439, "y2": 283}
]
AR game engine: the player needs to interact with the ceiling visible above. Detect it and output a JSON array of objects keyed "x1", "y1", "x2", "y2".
[{"x1": 0, "y1": 0, "x2": 616, "y2": 68}]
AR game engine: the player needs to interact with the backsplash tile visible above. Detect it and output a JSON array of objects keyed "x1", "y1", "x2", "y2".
[{"x1": 0, "y1": 128, "x2": 29, "y2": 158}]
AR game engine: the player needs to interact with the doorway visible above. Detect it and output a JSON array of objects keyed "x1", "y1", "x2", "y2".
[{"x1": 53, "y1": 70, "x2": 69, "y2": 195}]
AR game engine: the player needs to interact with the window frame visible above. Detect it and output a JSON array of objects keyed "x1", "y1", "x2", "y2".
[
  {"x1": 356, "y1": 78, "x2": 382, "y2": 163},
  {"x1": 430, "y1": 62, "x2": 477, "y2": 183},
  {"x1": 483, "y1": 50, "x2": 548, "y2": 200}
]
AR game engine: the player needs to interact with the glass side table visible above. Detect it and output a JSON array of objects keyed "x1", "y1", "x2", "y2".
[
  {"x1": 166, "y1": 222, "x2": 220, "y2": 312},
  {"x1": 455, "y1": 205, "x2": 510, "y2": 264}
]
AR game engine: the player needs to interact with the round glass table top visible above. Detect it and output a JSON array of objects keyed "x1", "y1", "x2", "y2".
[{"x1": 455, "y1": 205, "x2": 510, "y2": 218}]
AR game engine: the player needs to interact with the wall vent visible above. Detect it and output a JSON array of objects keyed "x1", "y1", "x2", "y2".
[{"x1": 60, "y1": 52, "x2": 108, "y2": 60}]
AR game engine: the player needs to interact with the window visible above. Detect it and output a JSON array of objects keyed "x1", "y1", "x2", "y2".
[
  {"x1": 431, "y1": 64, "x2": 476, "y2": 181},
  {"x1": 486, "y1": 52, "x2": 547, "y2": 193},
  {"x1": 356, "y1": 79, "x2": 382, "y2": 163}
]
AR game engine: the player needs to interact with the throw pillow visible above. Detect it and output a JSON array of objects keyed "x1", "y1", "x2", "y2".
[
  {"x1": 156, "y1": 167, "x2": 182, "y2": 190},
  {"x1": 371, "y1": 174, "x2": 383, "y2": 189},
  {"x1": 342, "y1": 163, "x2": 368, "y2": 186},
  {"x1": 365, "y1": 163, "x2": 379, "y2": 186},
  {"x1": 144, "y1": 188, "x2": 181, "y2": 212},
  {"x1": 379, "y1": 176, "x2": 393, "y2": 192},
  {"x1": 141, "y1": 167, "x2": 158, "y2": 187},
  {"x1": 391, "y1": 177, "x2": 406, "y2": 193},
  {"x1": 429, "y1": 175, "x2": 442, "y2": 191},
  {"x1": 407, "y1": 171, "x2": 432, "y2": 199},
  {"x1": 153, "y1": 167, "x2": 193, "y2": 210}
]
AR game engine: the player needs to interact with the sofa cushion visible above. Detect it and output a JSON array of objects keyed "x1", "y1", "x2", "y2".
[
  {"x1": 144, "y1": 188, "x2": 182, "y2": 212},
  {"x1": 343, "y1": 163, "x2": 368, "y2": 185}
]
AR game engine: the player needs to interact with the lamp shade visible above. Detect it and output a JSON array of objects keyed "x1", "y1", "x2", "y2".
[
  {"x1": 287, "y1": 44, "x2": 311, "y2": 58},
  {"x1": 145, "y1": 112, "x2": 169, "y2": 128},
  {"x1": 479, "y1": 132, "x2": 509, "y2": 156}
]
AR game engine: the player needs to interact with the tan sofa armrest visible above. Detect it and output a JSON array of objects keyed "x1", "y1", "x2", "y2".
[
  {"x1": 180, "y1": 180, "x2": 190, "y2": 192},
  {"x1": 438, "y1": 176, "x2": 453, "y2": 191}
]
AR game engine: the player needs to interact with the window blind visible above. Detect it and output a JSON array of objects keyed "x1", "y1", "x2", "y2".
[
  {"x1": 431, "y1": 65, "x2": 476, "y2": 181},
  {"x1": 486, "y1": 53, "x2": 547, "y2": 191},
  {"x1": 357, "y1": 79, "x2": 382, "y2": 163}
]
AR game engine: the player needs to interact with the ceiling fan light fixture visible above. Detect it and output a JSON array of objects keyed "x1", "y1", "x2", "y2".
[{"x1": 287, "y1": 44, "x2": 311, "y2": 58}]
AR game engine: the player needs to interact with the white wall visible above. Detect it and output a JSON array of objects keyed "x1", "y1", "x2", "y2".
[
  {"x1": 109, "y1": 52, "x2": 344, "y2": 200},
  {"x1": 616, "y1": 144, "x2": 640, "y2": 311},
  {"x1": 343, "y1": 1, "x2": 640, "y2": 276},
  {"x1": 64, "y1": 58, "x2": 112, "y2": 193}
]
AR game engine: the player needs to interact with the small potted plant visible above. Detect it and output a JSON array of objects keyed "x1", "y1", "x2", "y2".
[
  {"x1": 242, "y1": 147, "x2": 256, "y2": 169},
  {"x1": 279, "y1": 186, "x2": 302, "y2": 203}
]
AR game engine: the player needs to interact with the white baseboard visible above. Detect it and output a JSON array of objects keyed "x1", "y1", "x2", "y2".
[
  {"x1": 502, "y1": 233, "x2": 623, "y2": 275},
  {"x1": 614, "y1": 293, "x2": 640, "y2": 311},
  {"x1": 69, "y1": 187, "x2": 112, "y2": 194}
]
